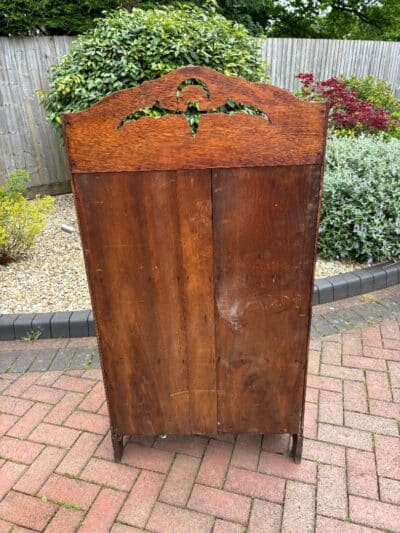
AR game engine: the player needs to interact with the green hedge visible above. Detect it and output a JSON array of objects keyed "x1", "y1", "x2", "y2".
[
  {"x1": 319, "y1": 135, "x2": 400, "y2": 263},
  {"x1": 40, "y1": 3, "x2": 267, "y2": 130}
]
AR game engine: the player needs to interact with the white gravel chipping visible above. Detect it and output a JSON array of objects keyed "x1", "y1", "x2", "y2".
[
  {"x1": 1, "y1": 194, "x2": 90, "y2": 314},
  {"x1": 1, "y1": 193, "x2": 364, "y2": 314}
]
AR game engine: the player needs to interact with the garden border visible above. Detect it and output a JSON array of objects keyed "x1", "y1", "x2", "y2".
[{"x1": 1, "y1": 261, "x2": 399, "y2": 341}]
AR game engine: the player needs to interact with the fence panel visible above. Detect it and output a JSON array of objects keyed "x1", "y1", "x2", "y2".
[
  {"x1": 0, "y1": 36, "x2": 72, "y2": 194},
  {"x1": 262, "y1": 38, "x2": 400, "y2": 93}
]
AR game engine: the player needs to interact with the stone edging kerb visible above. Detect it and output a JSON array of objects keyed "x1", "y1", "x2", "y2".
[{"x1": 1, "y1": 261, "x2": 399, "y2": 341}]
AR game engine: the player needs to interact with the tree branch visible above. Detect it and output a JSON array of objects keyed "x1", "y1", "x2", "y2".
[{"x1": 331, "y1": 3, "x2": 381, "y2": 27}]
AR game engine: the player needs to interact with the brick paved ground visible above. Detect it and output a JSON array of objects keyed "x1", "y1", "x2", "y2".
[{"x1": 0, "y1": 288, "x2": 400, "y2": 531}]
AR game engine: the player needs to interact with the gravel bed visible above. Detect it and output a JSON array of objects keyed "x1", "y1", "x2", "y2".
[
  {"x1": 1, "y1": 194, "x2": 90, "y2": 314},
  {"x1": 1, "y1": 194, "x2": 364, "y2": 314}
]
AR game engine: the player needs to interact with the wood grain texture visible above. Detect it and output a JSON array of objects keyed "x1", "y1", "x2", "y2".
[
  {"x1": 62, "y1": 66, "x2": 327, "y2": 173},
  {"x1": 213, "y1": 166, "x2": 321, "y2": 434},
  {"x1": 73, "y1": 170, "x2": 216, "y2": 436}
]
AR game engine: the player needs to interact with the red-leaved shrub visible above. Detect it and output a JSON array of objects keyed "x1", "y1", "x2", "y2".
[{"x1": 297, "y1": 73, "x2": 400, "y2": 134}]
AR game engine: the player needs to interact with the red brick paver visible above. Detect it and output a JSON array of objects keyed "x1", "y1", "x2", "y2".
[
  {"x1": 349, "y1": 495, "x2": 400, "y2": 531},
  {"x1": 39, "y1": 473, "x2": 100, "y2": 510},
  {"x1": 0, "y1": 462, "x2": 26, "y2": 500},
  {"x1": 317, "y1": 464, "x2": 347, "y2": 519},
  {"x1": 248, "y1": 499, "x2": 282, "y2": 532},
  {"x1": 230, "y1": 433, "x2": 262, "y2": 470},
  {"x1": 188, "y1": 484, "x2": 251, "y2": 525},
  {"x1": 159, "y1": 453, "x2": 200, "y2": 506},
  {"x1": 196, "y1": 438, "x2": 232, "y2": 488},
  {"x1": 347, "y1": 449, "x2": 378, "y2": 499},
  {"x1": 45, "y1": 507, "x2": 84, "y2": 533},
  {"x1": 7, "y1": 402, "x2": 51, "y2": 438},
  {"x1": 0, "y1": 491, "x2": 56, "y2": 530},
  {"x1": 79, "y1": 488, "x2": 126, "y2": 533},
  {"x1": 282, "y1": 480, "x2": 315, "y2": 532},
  {"x1": 14, "y1": 446, "x2": 65, "y2": 495},
  {"x1": 29, "y1": 422, "x2": 80, "y2": 448},
  {"x1": 224, "y1": 466, "x2": 285, "y2": 503},
  {"x1": 57, "y1": 431, "x2": 103, "y2": 476},
  {"x1": 0, "y1": 313, "x2": 400, "y2": 531},
  {"x1": 118, "y1": 470, "x2": 165, "y2": 528},
  {"x1": 0, "y1": 435, "x2": 43, "y2": 464},
  {"x1": 81, "y1": 457, "x2": 139, "y2": 492},
  {"x1": 44, "y1": 391, "x2": 83, "y2": 424},
  {"x1": 147, "y1": 502, "x2": 213, "y2": 533},
  {"x1": 22, "y1": 384, "x2": 65, "y2": 404},
  {"x1": 64, "y1": 410, "x2": 109, "y2": 435}
]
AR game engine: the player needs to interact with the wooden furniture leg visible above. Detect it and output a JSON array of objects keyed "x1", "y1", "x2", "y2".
[
  {"x1": 292, "y1": 432, "x2": 303, "y2": 463},
  {"x1": 111, "y1": 427, "x2": 124, "y2": 463}
]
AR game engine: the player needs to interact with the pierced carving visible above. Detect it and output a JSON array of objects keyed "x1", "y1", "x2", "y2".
[
  {"x1": 176, "y1": 77, "x2": 210, "y2": 99},
  {"x1": 118, "y1": 78, "x2": 271, "y2": 135}
]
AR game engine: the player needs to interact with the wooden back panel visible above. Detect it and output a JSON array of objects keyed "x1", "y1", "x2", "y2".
[{"x1": 62, "y1": 67, "x2": 327, "y2": 437}]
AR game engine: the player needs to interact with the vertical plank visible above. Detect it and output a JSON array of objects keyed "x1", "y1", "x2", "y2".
[
  {"x1": 176, "y1": 171, "x2": 217, "y2": 434},
  {"x1": 213, "y1": 165, "x2": 321, "y2": 434},
  {"x1": 73, "y1": 169, "x2": 216, "y2": 436}
]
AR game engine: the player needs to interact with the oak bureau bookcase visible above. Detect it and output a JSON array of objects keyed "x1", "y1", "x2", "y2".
[{"x1": 62, "y1": 66, "x2": 328, "y2": 463}]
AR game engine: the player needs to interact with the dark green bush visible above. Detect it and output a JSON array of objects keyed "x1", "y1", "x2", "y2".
[
  {"x1": 39, "y1": 3, "x2": 267, "y2": 129},
  {"x1": 319, "y1": 135, "x2": 400, "y2": 263},
  {"x1": 0, "y1": 0, "x2": 119, "y2": 36}
]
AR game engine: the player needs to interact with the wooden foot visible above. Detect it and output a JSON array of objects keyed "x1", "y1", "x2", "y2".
[
  {"x1": 111, "y1": 427, "x2": 124, "y2": 463},
  {"x1": 292, "y1": 433, "x2": 303, "y2": 464}
]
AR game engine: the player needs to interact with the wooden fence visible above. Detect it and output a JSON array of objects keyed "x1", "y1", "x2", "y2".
[
  {"x1": 1, "y1": 36, "x2": 400, "y2": 193},
  {"x1": 0, "y1": 37, "x2": 72, "y2": 194},
  {"x1": 262, "y1": 38, "x2": 400, "y2": 94}
]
